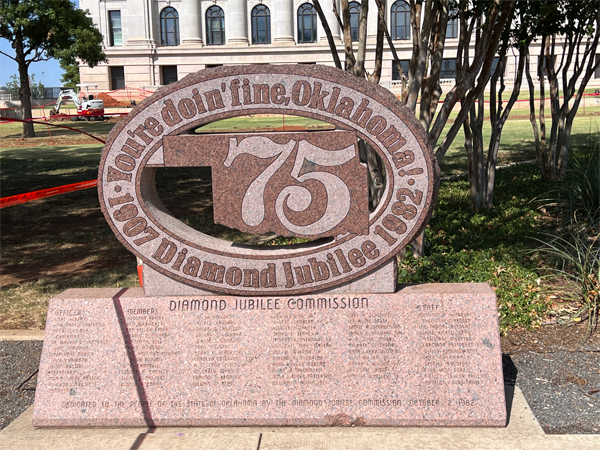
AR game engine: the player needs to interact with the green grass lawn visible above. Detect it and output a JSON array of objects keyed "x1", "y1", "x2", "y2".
[
  {"x1": 439, "y1": 114, "x2": 600, "y2": 176},
  {"x1": 1, "y1": 112, "x2": 598, "y2": 331},
  {"x1": 196, "y1": 114, "x2": 335, "y2": 133},
  {"x1": 0, "y1": 119, "x2": 118, "y2": 139}
]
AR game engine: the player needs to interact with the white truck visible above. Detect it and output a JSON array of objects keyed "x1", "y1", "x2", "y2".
[{"x1": 50, "y1": 88, "x2": 105, "y2": 121}]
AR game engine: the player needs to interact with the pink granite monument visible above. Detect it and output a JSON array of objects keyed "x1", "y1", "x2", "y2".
[{"x1": 33, "y1": 65, "x2": 506, "y2": 427}]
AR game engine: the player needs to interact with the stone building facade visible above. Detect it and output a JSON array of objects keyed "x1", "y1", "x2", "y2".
[{"x1": 78, "y1": 0, "x2": 598, "y2": 92}]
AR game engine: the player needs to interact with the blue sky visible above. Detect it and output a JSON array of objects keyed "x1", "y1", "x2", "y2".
[
  {"x1": 0, "y1": 40, "x2": 64, "y2": 87},
  {"x1": 0, "y1": 0, "x2": 80, "y2": 87}
]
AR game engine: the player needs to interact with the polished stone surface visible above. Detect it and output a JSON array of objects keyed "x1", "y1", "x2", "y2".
[
  {"x1": 142, "y1": 257, "x2": 398, "y2": 296},
  {"x1": 98, "y1": 65, "x2": 440, "y2": 296},
  {"x1": 12, "y1": 389, "x2": 600, "y2": 450},
  {"x1": 33, "y1": 284, "x2": 505, "y2": 427}
]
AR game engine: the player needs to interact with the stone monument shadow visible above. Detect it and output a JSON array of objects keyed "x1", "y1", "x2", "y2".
[
  {"x1": 112, "y1": 289, "x2": 155, "y2": 428},
  {"x1": 502, "y1": 354, "x2": 519, "y2": 426},
  {"x1": 114, "y1": 289, "x2": 158, "y2": 450}
]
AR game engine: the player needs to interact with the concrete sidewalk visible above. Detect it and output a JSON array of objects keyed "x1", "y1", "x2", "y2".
[{"x1": 1, "y1": 387, "x2": 599, "y2": 450}]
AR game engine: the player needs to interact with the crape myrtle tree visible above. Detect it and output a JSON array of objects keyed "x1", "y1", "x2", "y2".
[
  {"x1": 380, "y1": 0, "x2": 514, "y2": 162},
  {"x1": 316, "y1": 0, "x2": 515, "y2": 253},
  {"x1": 427, "y1": 1, "x2": 515, "y2": 163},
  {"x1": 364, "y1": 0, "x2": 515, "y2": 212},
  {"x1": 0, "y1": 0, "x2": 106, "y2": 138},
  {"x1": 460, "y1": 1, "x2": 569, "y2": 210},
  {"x1": 313, "y1": 0, "x2": 387, "y2": 211},
  {"x1": 453, "y1": 0, "x2": 532, "y2": 210},
  {"x1": 60, "y1": 58, "x2": 81, "y2": 88},
  {"x1": 525, "y1": 0, "x2": 600, "y2": 181},
  {"x1": 382, "y1": 0, "x2": 518, "y2": 212},
  {"x1": 387, "y1": 0, "x2": 515, "y2": 210}
]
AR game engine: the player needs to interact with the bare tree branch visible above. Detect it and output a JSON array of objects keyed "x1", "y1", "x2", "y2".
[
  {"x1": 0, "y1": 49, "x2": 16, "y2": 61},
  {"x1": 332, "y1": 0, "x2": 344, "y2": 29},
  {"x1": 340, "y1": 0, "x2": 356, "y2": 71},
  {"x1": 367, "y1": 0, "x2": 385, "y2": 84},
  {"x1": 313, "y1": 0, "x2": 342, "y2": 69},
  {"x1": 354, "y1": 0, "x2": 369, "y2": 77}
]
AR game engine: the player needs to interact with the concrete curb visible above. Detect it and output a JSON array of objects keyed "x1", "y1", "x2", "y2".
[
  {"x1": 0, "y1": 330, "x2": 45, "y2": 341},
  {"x1": 1, "y1": 388, "x2": 599, "y2": 449}
]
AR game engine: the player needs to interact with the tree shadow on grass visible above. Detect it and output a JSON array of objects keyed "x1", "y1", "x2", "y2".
[
  {"x1": 429, "y1": 131, "x2": 599, "y2": 254},
  {"x1": 0, "y1": 145, "x2": 103, "y2": 197}
]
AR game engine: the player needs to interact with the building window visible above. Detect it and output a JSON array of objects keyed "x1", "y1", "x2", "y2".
[
  {"x1": 491, "y1": 56, "x2": 501, "y2": 75},
  {"x1": 108, "y1": 11, "x2": 122, "y2": 46},
  {"x1": 206, "y1": 5, "x2": 225, "y2": 45},
  {"x1": 251, "y1": 5, "x2": 271, "y2": 45},
  {"x1": 446, "y1": 11, "x2": 458, "y2": 39},
  {"x1": 440, "y1": 59, "x2": 456, "y2": 79},
  {"x1": 160, "y1": 7, "x2": 179, "y2": 46},
  {"x1": 349, "y1": 2, "x2": 361, "y2": 42},
  {"x1": 162, "y1": 66, "x2": 178, "y2": 85},
  {"x1": 391, "y1": 60, "x2": 410, "y2": 80},
  {"x1": 595, "y1": 54, "x2": 600, "y2": 78},
  {"x1": 538, "y1": 55, "x2": 556, "y2": 77},
  {"x1": 298, "y1": 3, "x2": 317, "y2": 44},
  {"x1": 391, "y1": 1, "x2": 410, "y2": 40},
  {"x1": 110, "y1": 66, "x2": 125, "y2": 90}
]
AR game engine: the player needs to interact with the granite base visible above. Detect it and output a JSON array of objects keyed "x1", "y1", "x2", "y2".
[
  {"x1": 142, "y1": 258, "x2": 398, "y2": 296},
  {"x1": 33, "y1": 284, "x2": 506, "y2": 427}
]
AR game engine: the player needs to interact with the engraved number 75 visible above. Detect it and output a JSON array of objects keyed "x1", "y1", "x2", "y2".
[{"x1": 224, "y1": 136, "x2": 355, "y2": 235}]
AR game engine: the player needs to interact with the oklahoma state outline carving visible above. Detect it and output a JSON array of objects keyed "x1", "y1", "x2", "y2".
[{"x1": 99, "y1": 65, "x2": 439, "y2": 295}]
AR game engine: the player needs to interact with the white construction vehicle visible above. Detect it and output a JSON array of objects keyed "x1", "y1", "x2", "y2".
[{"x1": 50, "y1": 88, "x2": 105, "y2": 121}]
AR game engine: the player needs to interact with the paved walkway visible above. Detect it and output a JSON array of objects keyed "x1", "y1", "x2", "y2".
[
  {"x1": 2, "y1": 330, "x2": 599, "y2": 449},
  {"x1": 1, "y1": 387, "x2": 599, "y2": 450}
]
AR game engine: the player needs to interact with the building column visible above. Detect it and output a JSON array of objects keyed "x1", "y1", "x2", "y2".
[
  {"x1": 227, "y1": 0, "x2": 249, "y2": 46},
  {"x1": 181, "y1": 0, "x2": 203, "y2": 46},
  {"x1": 126, "y1": 0, "x2": 156, "y2": 48},
  {"x1": 273, "y1": 0, "x2": 295, "y2": 45},
  {"x1": 318, "y1": 0, "x2": 342, "y2": 43},
  {"x1": 367, "y1": 0, "x2": 380, "y2": 42}
]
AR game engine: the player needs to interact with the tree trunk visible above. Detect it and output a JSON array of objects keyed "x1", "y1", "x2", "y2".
[
  {"x1": 484, "y1": 47, "x2": 526, "y2": 209},
  {"x1": 419, "y1": 1, "x2": 447, "y2": 133},
  {"x1": 525, "y1": 49, "x2": 545, "y2": 180},
  {"x1": 556, "y1": 114, "x2": 574, "y2": 179},
  {"x1": 539, "y1": 39, "x2": 550, "y2": 181},
  {"x1": 340, "y1": 0, "x2": 356, "y2": 71},
  {"x1": 353, "y1": 0, "x2": 369, "y2": 77},
  {"x1": 15, "y1": 28, "x2": 35, "y2": 138},
  {"x1": 366, "y1": 0, "x2": 385, "y2": 84},
  {"x1": 464, "y1": 92, "x2": 486, "y2": 210},
  {"x1": 312, "y1": 0, "x2": 342, "y2": 70}
]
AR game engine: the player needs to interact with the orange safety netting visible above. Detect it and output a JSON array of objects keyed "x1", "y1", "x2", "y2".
[{"x1": 0, "y1": 180, "x2": 99, "y2": 209}]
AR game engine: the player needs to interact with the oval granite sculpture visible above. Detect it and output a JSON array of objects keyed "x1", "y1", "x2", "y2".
[{"x1": 99, "y1": 65, "x2": 440, "y2": 295}]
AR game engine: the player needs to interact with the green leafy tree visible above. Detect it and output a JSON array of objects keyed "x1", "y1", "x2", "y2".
[
  {"x1": 60, "y1": 58, "x2": 80, "y2": 88},
  {"x1": 4, "y1": 74, "x2": 20, "y2": 97},
  {"x1": 0, "y1": 0, "x2": 106, "y2": 138},
  {"x1": 524, "y1": 0, "x2": 600, "y2": 181},
  {"x1": 5, "y1": 73, "x2": 43, "y2": 98}
]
